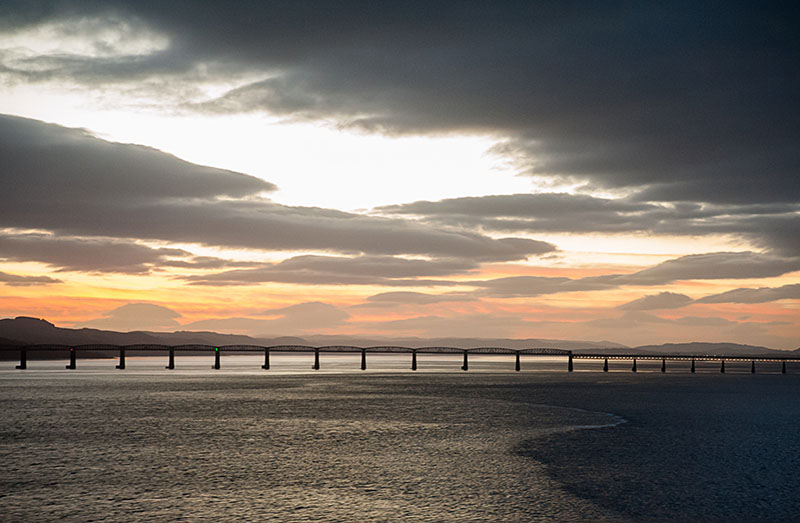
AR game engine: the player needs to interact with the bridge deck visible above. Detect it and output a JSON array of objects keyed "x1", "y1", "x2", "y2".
[{"x1": 2, "y1": 344, "x2": 799, "y2": 372}]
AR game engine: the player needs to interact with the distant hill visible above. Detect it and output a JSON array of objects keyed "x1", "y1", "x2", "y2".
[
  {"x1": 0, "y1": 317, "x2": 794, "y2": 359},
  {"x1": 298, "y1": 334, "x2": 627, "y2": 350},
  {"x1": 631, "y1": 342, "x2": 789, "y2": 357}
]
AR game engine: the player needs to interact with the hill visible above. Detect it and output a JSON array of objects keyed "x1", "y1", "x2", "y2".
[{"x1": 0, "y1": 317, "x2": 793, "y2": 358}]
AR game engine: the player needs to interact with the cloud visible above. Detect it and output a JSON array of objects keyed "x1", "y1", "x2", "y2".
[
  {"x1": 0, "y1": 271, "x2": 61, "y2": 286},
  {"x1": 365, "y1": 292, "x2": 472, "y2": 305},
  {"x1": 0, "y1": 115, "x2": 553, "y2": 263},
  {"x1": 475, "y1": 252, "x2": 800, "y2": 298},
  {"x1": 378, "y1": 193, "x2": 800, "y2": 257},
  {"x1": 616, "y1": 252, "x2": 799, "y2": 284},
  {"x1": 618, "y1": 292, "x2": 693, "y2": 311},
  {"x1": 0, "y1": 232, "x2": 260, "y2": 274},
  {"x1": 2, "y1": 3, "x2": 796, "y2": 204},
  {"x1": 696, "y1": 284, "x2": 800, "y2": 304},
  {"x1": 0, "y1": 233, "x2": 184, "y2": 274},
  {"x1": 183, "y1": 254, "x2": 481, "y2": 286},
  {"x1": 184, "y1": 301, "x2": 349, "y2": 336},
  {"x1": 77, "y1": 303, "x2": 182, "y2": 331}
]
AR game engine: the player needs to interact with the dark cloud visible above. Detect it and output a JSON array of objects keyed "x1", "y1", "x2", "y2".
[
  {"x1": 0, "y1": 114, "x2": 275, "y2": 202},
  {"x1": 696, "y1": 284, "x2": 800, "y2": 304},
  {"x1": 183, "y1": 255, "x2": 473, "y2": 287},
  {"x1": 77, "y1": 302, "x2": 182, "y2": 331},
  {"x1": 379, "y1": 193, "x2": 800, "y2": 257},
  {"x1": 0, "y1": 232, "x2": 258, "y2": 274},
  {"x1": 0, "y1": 115, "x2": 554, "y2": 263},
  {"x1": 0, "y1": 233, "x2": 185, "y2": 274},
  {"x1": 2, "y1": 2, "x2": 796, "y2": 204},
  {"x1": 618, "y1": 292, "x2": 693, "y2": 311},
  {"x1": 0, "y1": 271, "x2": 61, "y2": 286}
]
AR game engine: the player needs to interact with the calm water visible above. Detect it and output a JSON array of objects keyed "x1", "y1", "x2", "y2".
[{"x1": 1, "y1": 357, "x2": 799, "y2": 521}]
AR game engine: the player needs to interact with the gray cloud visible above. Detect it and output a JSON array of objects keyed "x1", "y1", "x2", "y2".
[
  {"x1": 696, "y1": 284, "x2": 800, "y2": 304},
  {"x1": 183, "y1": 255, "x2": 473, "y2": 287},
  {"x1": 0, "y1": 115, "x2": 554, "y2": 263},
  {"x1": 378, "y1": 193, "x2": 800, "y2": 257},
  {"x1": 365, "y1": 292, "x2": 473, "y2": 305},
  {"x1": 475, "y1": 252, "x2": 799, "y2": 298},
  {"x1": 618, "y1": 292, "x2": 693, "y2": 311},
  {"x1": 77, "y1": 303, "x2": 182, "y2": 331},
  {"x1": 0, "y1": 233, "x2": 185, "y2": 274},
  {"x1": 616, "y1": 252, "x2": 799, "y2": 285},
  {"x1": 0, "y1": 232, "x2": 258, "y2": 274},
  {"x1": 2, "y1": 2, "x2": 796, "y2": 204},
  {"x1": 0, "y1": 271, "x2": 61, "y2": 286}
]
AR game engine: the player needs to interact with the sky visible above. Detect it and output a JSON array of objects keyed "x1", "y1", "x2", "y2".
[{"x1": 0, "y1": 1, "x2": 798, "y2": 348}]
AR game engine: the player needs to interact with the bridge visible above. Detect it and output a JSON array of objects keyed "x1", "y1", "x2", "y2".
[{"x1": 1, "y1": 344, "x2": 799, "y2": 374}]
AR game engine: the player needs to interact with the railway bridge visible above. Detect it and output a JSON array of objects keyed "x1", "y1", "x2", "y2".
[{"x1": 3, "y1": 344, "x2": 799, "y2": 374}]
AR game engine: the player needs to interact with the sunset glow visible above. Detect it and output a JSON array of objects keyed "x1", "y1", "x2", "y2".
[{"x1": 0, "y1": 3, "x2": 797, "y2": 349}]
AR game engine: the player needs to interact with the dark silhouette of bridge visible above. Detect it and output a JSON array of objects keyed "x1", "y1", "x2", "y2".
[{"x1": 2, "y1": 344, "x2": 798, "y2": 374}]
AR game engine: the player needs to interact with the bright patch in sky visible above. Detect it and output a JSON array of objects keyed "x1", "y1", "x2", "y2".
[{"x1": 0, "y1": 84, "x2": 532, "y2": 211}]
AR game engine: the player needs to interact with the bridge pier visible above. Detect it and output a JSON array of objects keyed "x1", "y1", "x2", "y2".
[
  {"x1": 603, "y1": 358, "x2": 608, "y2": 372},
  {"x1": 361, "y1": 349, "x2": 366, "y2": 370},
  {"x1": 661, "y1": 358, "x2": 666, "y2": 373},
  {"x1": 631, "y1": 358, "x2": 637, "y2": 372},
  {"x1": 751, "y1": 360, "x2": 756, "y2": 374},
  {"x1": 166, "y1": 349, "x2": 175, "y2": 369},
  {"x1": 411, "y1": 350, "x2": 417, "y2": 371},
  {"x1": 691, "y1": 359, "x2": 695, "y2": 373},
  {"x1": 461, "y1": 351, "x2": 469, "y2": 371},
  {"x1": 213, "y1": 348, "x2": 220, "y2": 370},
  {"x1": 568, "y1": 353, "x2": 573, "y2": 372},
  {"x1": 16, "y1": 349, "x2": 26, "y2": 370},
  {"x1": 116, "y1": 349, "x2": 126, "y2": 370},
  {"x1": 782, "y1": 361, "x2": 787, "y2": 374},
  {"x1": 515, "y1": 352, "x2": 521, "y2": 371},
  {"x1": 66, "y1": 348, "x2": 76, "y2": 370},
  {"x1": 313, "y1": 349, "x2": 320, "y2": 370},
  {"x1": 262, "y1": 349, "x2": 270, "y2": 370},
  {"x1": 720, "y1": 359, "x2": 725, "y2": 373}
]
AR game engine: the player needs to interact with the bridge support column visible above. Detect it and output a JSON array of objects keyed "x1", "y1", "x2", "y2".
[
  {"x1": 116, "y1": 349, "x2": 126, "y2": 370},
  {"x1": 411, "y1": 350, "x2": 417, "y2": 371},
  {"x1": 661, "y1": 358, "x2": 666, "y2": 373},
  {"x1": 166, "y1": 349, "x2": 175, "y2": 369},
  {"x1": 361, "y1": 349, "x2": 366, "y2": 371},
  {"x1": 782, "y1": 361, "x2": 787, "y2": 374},
  {"x1": 461, "y1": 351, "x2": 469, "y2": 371},
  {"x1": 66, "y1": 348, "x2": 76, "y2": 370},
  {"x1": 313, "y1": 349, "x2": 320, "y2": 370},
  {"x1": 568, "y1": 353, "x2": 573, "y2": 372},
  {"x1": 213, "y1": 348, "x2": 220, "y2": 370},
  {"x1": 603, "y1": 358, "x2": 608, "y2": 372},
  {"x1": 262, "y1": 349, "x2": 270, "y2": 370},
  {"x1": 16, "y1": 349, "x2": 26, "y2": 370},
  {"x1": 515, "y1": 352, "x2": 521, "y2": 371},
  {"x1": 691, "y1": 359, "x2": 695, "y2": 373},
  {"x1": 751, "y1": 360, "x2": 756, "y2": 374},
  {"x1": 631, "y1": 358, "x2": 637, "y2": 372},
  {"x1": 720, "y1": 360, "x2": 725, "y2": 373}
]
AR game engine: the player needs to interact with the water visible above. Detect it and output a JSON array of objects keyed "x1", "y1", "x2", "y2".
[{"x1": 2, "y1": 357, "x2": 799, "y2": 521}]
